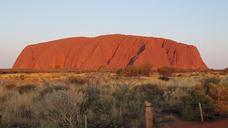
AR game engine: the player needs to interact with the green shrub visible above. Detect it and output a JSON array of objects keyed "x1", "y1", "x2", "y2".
[
  {"x1": 204, "y1": 77, "x2": 220, "y2": 86},
  {"x1": 180, "y1": 88, "x2": 218, "y2": 121},
  {"x1": 36, "y1": 90, "x2": 85, "y2": 127},
  {"x1": 205, "y1": 84, "x2": 228, "y2": 117},
  {"x1": 81, "y1": 86, "x2": 119, "y2": 127},
  {"x1": 132, "y1": 84, "x2": 164, "y2": 108},
  {"x1": 79, "y1": 85, "x2": 146, "y2": 128},
  {"x1": 112, "y1": 85, "x2": 145, "y2": 127},
  {"x1": 203, "y1": 77, "x2": 220, "y2": 95}
]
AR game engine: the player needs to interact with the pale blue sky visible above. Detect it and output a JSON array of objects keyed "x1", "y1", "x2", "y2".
[{"x1": 0, "y1": 0, "x2": 227, "y2": 69}]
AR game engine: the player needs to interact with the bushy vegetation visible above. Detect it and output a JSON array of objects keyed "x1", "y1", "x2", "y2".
[
  {"x1": 0, "y1": 82, "x2": 181, "y2": 128},
  {"x1": 0, "y1": 73, "x2": 228, "y2": 128},
  {"x1": 179, "y1": 86, "x2": 217, "y2": 121},
  {"x1": 116, "y1": 64, "x2": 152, "y2": 77},
  {"x1": 177, "y1": 78, "x2": 228, "y2": 121},
  {"x1": 203, "y1": 77, "x2": 220, "y2": 95}
]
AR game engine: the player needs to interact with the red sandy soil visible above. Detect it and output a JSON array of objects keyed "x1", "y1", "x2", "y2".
[
  {"x1": 13, "y1": 34, "x2": 207, "y2": 70},
  {"x1": 163, "y1": 119, "x2": 228, "y2": 128}
]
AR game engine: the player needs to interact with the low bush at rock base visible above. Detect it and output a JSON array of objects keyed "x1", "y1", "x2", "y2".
[{"x1": 116, "y1": 64, "x2": 152, "y2": 77}]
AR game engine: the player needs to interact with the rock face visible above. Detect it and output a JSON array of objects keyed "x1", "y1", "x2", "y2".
[{"x1": 13, "y1": 34, "x2": 207, "y2": 70}]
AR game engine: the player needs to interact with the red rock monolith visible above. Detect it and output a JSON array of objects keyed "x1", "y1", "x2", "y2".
[{"x1": 13, "y1": 34, "x2": 207, "y2": 70}]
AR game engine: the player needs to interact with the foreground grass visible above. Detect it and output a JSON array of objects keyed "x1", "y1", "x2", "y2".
[{"x1": 0, "y1": 72, "x2": 227, "y2": 128}]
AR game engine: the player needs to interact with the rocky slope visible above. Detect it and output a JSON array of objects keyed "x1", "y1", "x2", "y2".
[{"x1": 13, "y1": 34, "x2": 207, "y2": 70}]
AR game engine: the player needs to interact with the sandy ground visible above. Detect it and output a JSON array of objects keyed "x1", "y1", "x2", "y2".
[{"x1": 163, "y1": 119, "x2": 228, "y2": 128}]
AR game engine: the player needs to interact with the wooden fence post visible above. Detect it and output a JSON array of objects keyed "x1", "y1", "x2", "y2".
[
  {"x1": 145, "y1": 101, "x2": 153, "y2": 128},
  {"x1": 198, "y1": 102, "x2": 204, "y2": 124},
  {"x1": 84, "y1": 115, "x2": 88, "y2": 128}
]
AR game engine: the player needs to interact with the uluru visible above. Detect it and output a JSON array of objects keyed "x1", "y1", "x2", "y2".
[{"x1": 13, "y1": 34, "x2": 207, "y2": 70}]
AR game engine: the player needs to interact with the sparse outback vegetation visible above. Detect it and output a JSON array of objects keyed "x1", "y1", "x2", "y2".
[{"x1": 0, "y1": 71, "x2": 227, "y2": 128}]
